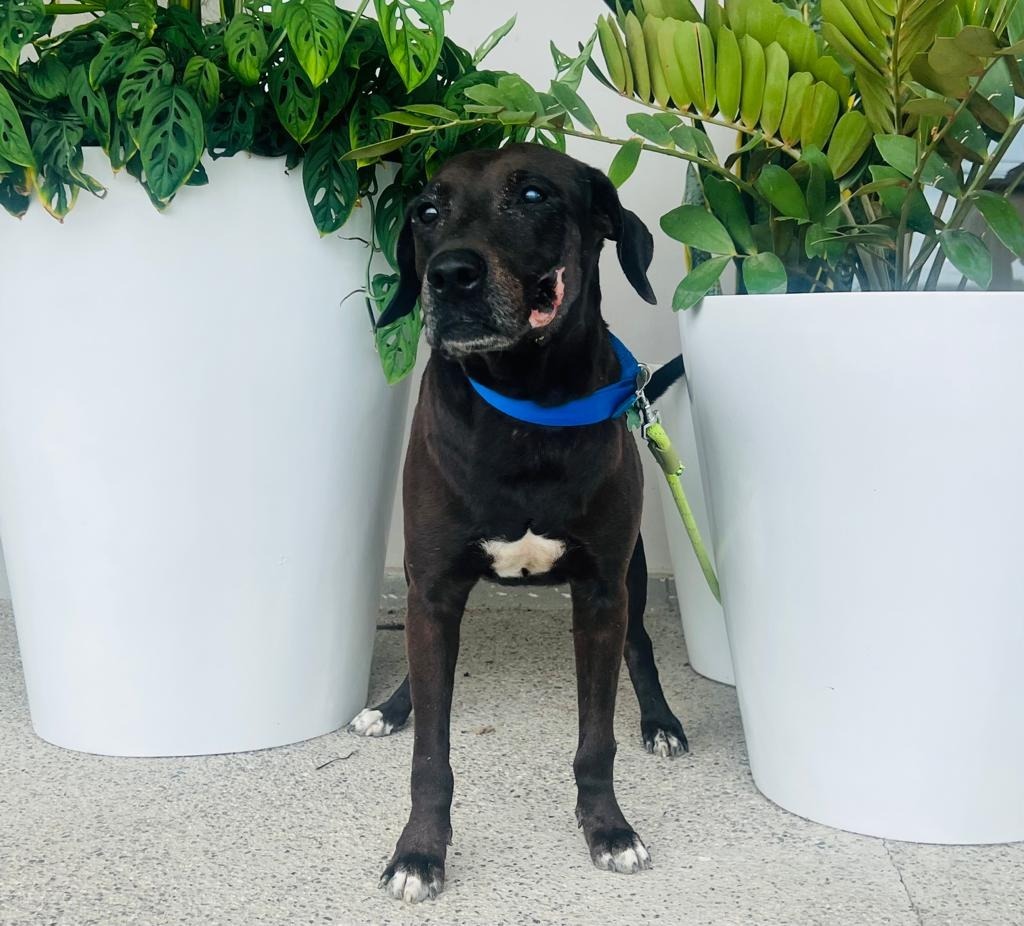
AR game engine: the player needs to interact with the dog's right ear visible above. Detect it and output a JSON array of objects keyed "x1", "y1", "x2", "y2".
[{"x1": 375, "y1": 210, "x2": 420, "y2": 330}]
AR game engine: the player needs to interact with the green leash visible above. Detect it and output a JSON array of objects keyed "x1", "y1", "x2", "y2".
[{"x1": 631, "y1": 370, "x2": 722, "y2": 604}]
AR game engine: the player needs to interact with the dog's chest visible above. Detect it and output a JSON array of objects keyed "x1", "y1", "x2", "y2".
[{"x1": 480, "y1": 529, "x2": 566, "y2": 579}]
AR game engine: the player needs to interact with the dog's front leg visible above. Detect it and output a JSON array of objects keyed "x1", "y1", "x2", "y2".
[
  {"x1": 570, "y1": 577, "x2": 652, "y2": 874},
  {"x1": 380, "y1": 577, "x2": 471, "y2": 903}
]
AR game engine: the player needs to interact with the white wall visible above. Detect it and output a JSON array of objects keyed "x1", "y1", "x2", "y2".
[
  {"x1": 0, "y1": 540, "x2": 7, "y2": 600},
  {"x1": 383, "y1": 0, "x2": 732, "y2": 574}
]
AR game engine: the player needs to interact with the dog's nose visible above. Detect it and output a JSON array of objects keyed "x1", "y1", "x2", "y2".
[{"x1": 427, "y1": 249, "x2": 486, "y2": 297}]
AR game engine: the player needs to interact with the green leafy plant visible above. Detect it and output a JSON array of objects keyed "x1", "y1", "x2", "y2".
[
  {"x1": 376, "y1": 0, "x2": 1024, "y2": 304},
  {"x1": 0, "y1": 0, "x2": 526, "y2": 382}
]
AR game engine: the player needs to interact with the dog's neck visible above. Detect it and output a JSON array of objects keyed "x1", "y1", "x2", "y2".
[{"x1": 454, "y1": 274, "x2": 620, "y2": 407}]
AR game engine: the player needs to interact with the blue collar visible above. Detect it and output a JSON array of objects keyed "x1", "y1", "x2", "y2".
[{"x1": 466, "y1": 333, "x2": 640, "y2": 427}]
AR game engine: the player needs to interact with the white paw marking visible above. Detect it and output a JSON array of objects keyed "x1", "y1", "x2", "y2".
[
  {"x1": 481, "y1": 529, "x2": 566, "y2": 578},
  {"x1": 348, "y1": 708, "x2": 394, "y2": 738},
  {"x1": 594, "y1": 835, "x2": 652, "y2": 874},
  {"x1": 381, "y1": 866, "x2": 441, "y2": 903},
  {"x1": 649, "y1": 729, "x2": 686, "y2": 758}
]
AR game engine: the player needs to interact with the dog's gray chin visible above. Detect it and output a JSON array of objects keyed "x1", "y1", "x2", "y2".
[{"x1": 437, "y1": 334, "x2": 519, "y2": 358}]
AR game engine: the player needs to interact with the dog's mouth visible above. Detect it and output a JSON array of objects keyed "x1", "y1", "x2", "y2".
[{"x1": 529, "y1": 267, "x2": 566, "y2": 330}]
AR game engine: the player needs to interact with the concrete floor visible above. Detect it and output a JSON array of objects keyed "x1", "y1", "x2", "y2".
[{"x1": 1, "y1": 587, "x2": 1022, "y2": 926}]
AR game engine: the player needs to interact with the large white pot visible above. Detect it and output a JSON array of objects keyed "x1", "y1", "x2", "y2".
[
  {"x1": 0, "y1": 153, "x2": 408, "y2": 757},
  {"x1": 681, "y1": 291, "x2": 1024, "y2": 844},
  {"x1": 654, "y1": 376, "x2": 733, "y2": 686}
]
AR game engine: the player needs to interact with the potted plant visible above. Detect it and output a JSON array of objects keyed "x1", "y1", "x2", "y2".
[
  {"x1": 0, "y1": 0, "x2": 520, "y2": 756},
  {"x1": 386, "y1": 0, "x2": 1024, "y2": 843}
]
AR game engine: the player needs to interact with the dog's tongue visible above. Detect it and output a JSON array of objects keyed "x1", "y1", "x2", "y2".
[{"x1": 529, "y1": 267, "x2": 566, "y2": 330}]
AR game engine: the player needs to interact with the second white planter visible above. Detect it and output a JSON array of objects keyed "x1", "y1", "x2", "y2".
[
  {"x1": 0, "y1": 153, "x2": 408, "y2": 757},
  {"x1": 681, "y1": 291, "x2": 1024, "y2": 844}
]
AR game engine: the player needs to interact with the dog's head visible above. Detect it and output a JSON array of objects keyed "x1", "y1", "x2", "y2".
[{"x1": 376, "y1": 142, "x2": 656, "y2": 358}]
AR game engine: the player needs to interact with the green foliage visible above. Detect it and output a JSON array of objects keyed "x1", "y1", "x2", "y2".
[{"x1": 1, "y1": 0, "x2": 535, "y2": 383}]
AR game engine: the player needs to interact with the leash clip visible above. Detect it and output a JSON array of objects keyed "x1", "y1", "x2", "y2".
[{"x1": 634, "y1": 365, "x2": 660, "y2": 439}]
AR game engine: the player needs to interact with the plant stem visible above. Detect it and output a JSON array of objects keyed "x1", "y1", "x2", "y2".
[
  {"x1": 555, "y1": 125, "x2": 760, "y2": 197},
  {"x1": 342, "y1": 0, "x2": 372, "y2": 46},
  {"x1": 42, "y1": 2, "x2": 105, "y2": 12}
]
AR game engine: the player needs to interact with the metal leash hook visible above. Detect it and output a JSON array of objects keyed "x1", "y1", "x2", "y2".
[{"x1": 635, "y1": 365, "x2": 683, "y2": 478}]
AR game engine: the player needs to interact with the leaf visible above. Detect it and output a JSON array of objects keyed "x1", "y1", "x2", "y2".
[
  {"x1": 473, "y1": 14, "x2": 515, "y2": 65},
  {"x1": 349, "y1": 94, "x2": 392, "y2": 168},
  {"x1": 137, "y1": 86, "x2": 205, "y2": 203},
  {"x1": 827, "y1": 111, "x2": 872, "y2": 178},
  {"x1": 342, "y1": 133, "x2": 413, "y2": 162},
  {"x1": 402, "y1": 103, "x2": 457, "y2": 120},
  {"x1": 375, "y1": 282, "x2": 422, "y2": 385},
  {"x1": 738, "y1": 34, "x2": 766, "y2": 129},
  {"x1": 626, "y1": 112, "x2": 673, "y2": 147},
  {"x1": 661, "y1": 205, "x2": 736, "y2": 255},
  {"x1": 761, "y1": 42, "x2": 789, "y2": 138},
  {"x1": 869, "y1": 165, "x2": 934, "y2": 234},
  {"x1": 940, "y1": 230, "x2": 992, "y2": 288},
  {"x1": 302, "y1": 127, "x2": 359, "y2": 235},
  {"x1": 928, "y1": 36, "x2": 983, "y2": 77},
  {"x1": 224, "y1": 13, "x2": 268, "y2": 87},
  {"x1": 703, "y1": 175, "x2": 756, "y2": 254},
  {"x1": 874, "y1": 134, "x2": 960, "y2": 195},
  {"x1": 953, "y1": 25, "x2": 1000, "y2": 57},
  {"x1": 0, "y1": 82, "x2": 35, "y2": 169},
  {"x1": 269, "y1": 48, "x2": 320, "y2": 143},
  {"x1": 0, "y1": 0, "x2": 44, "y2": 73},
  {"x1": 25, "y1": 57, "x2": 70, "y2": 101},
  {"x1": 374, "y1": 182, "x2": 406, "y2": 270},
  {"x1": 375, "y1": 0, "x2": 445, "y2": 92},
  {"x1": 755, "y1": 164, "x2": 809, "y2": 221},
  {"x1": 715, "y1": 25, "x2": 742, "y2": 121},
  {"x1": 116, "y1": 48, "x2": 174, "y2": 146},
  {"x1": 973, "y1": 191, "x2": 1024, "y2": 259},
  {"x1": 550, "y1": 81, "x2": 600, "y2": 132},
  {"x1": 208, "y1": 87, "x2": 261, "y2": 158},
  {"x1": 608, "y1": 137, "x2": 643, "y2": 188},
  {"x1": 183, "y1": 56, "x2": 221, "y2": 119},
  {"x1": 283, "y1": 0, "x2": 345, "y2": 87},
  {"x1": 671, "y1": 124, "x2": 717, "y2": 162},
  {"x1": 69, "y1": 63, "x2": 112, "y2": 150},
  {"x1": 800, "y1": 82, "x2": 839, "y2": 151},
  {"x1": 89, "y1": 32, "x2": 142, "y2": 88},
  {"x1": 742, "y1": 252, "x2": 787, "y2": 294},
  {"x1": 902, "y1": 97, "x2": 957, "y2": 118},
  {"x1": 671, "y1": 255, "x2": 730, "y2": 310}
]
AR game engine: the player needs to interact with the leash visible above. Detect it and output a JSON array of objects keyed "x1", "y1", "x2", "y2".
[
  {"x1": 630, "y1": 368, "x2": 721, "y2": 604},
  {"x1": 465, "y1": 335, "x2": 722, "y2": 603}
]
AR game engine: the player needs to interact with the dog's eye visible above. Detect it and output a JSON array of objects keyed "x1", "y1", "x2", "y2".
[
  {"x1": 521, "y1": 186, "x2": 546, "y2": 204},
  {"x1": 417, "y1": 203, "x2": 440, "y2": 224}
]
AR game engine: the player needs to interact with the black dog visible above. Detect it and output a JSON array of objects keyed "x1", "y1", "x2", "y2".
[{"x1": 351, "y1": 143, "x2": 687, "y2": 903}]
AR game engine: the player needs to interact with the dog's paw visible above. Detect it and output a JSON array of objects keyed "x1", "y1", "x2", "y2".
[
  {"x1": 379, "y1": 854, "x2": 445, "y2": 903},
  {"x1": 589, "y1": 829, "x2": 652, "y2": 874},
  {"x1": 641, "y1": 718, "x2": 689, "y2": 757},
  {"x1": 348, "y1": 708, "x2": 395, "y2": 738}
]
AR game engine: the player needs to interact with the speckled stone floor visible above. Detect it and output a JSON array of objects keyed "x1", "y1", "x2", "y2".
[{"x1": 2, "y1": 586, "x2": 1022, "y2": 926}]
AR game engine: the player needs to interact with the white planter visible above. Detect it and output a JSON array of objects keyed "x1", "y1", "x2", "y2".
[
  {"x1": 653, "y1": 376, "x2": 733, "y2": 685},
  {"x1": 0, "y1": 153, "x2": 408, "y2": 757},
  {"x1": 681, "y1": 291, "x2": 1024, "y2": 844}
]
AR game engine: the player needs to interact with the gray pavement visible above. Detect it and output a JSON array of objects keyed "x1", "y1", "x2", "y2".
[{"x1": 1, "y1": 587, "x2": 1021, "y2": 925}]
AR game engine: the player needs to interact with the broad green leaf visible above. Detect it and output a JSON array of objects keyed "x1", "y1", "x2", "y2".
[
  {"x1": 953, "y1": 25, "x2": 1000, "y2": 57},
  {"x1": 755, "y1": 164, "x2": 809, "y2": 221},
  {"x1": 0, "y1": 82, "x2": 35, "y2": 169},
  {"x1": 874, "y1": 134, "x2": 960, "y2": 195},
  {"x1": 224, "y1": 13, "x2": 268, "y2": 87},
  {"x1": 940, "y1": 230, "x2": 992, "y2": 288},
  {"x1": 827, "y1": 111, "x2": 872, "y2": 178},
  {"x1": 25, "y1": 57, "x2": 70, "y2": 101},
  {"x1": 183, "y1": 56, "x2": 221, "y2": 119},
  {"x1": 661, "y1": 205, "x2": 737, "y2": 255},
  {"x1": 742, "y1": 252, "x2": 787, "y2": 294},
  {"x1": 704, "y1": 175, "x2": 756, "y2": 254},
  {"x1": 376, "y1": 110, "x2": 432, "y2": 127},
  {"x1": 208, "y1": 87, "x2": 261, "y2": 158},
  {"x1": 342, "y1": 133, "x2": 413, "y2": 162},
  {"x1": 928, "y1": 36, "x2": 983, "y2": 77},
  {"x1": 116, "y1": 48, "x2": 174, "y2": 146},
  {"x1": 495, "y1": 74, "x2": 545, "y2": 117},
  {"x1": 672, "y1": 255, "x2": 731, "y2": 310},
  {"x1": 302, "y1": 127, "x2": 359, "y2": 234},
  {"x1": 974, "y1": 191, "x2": 1024, "y2": 259},
  {"x1": 269, "y1": 49, "x2": 320, "y2": 143},
  {"x1": 283, "y1": 0, "x2": 345, "y2": 87},
  {"x1": 374, "y1": 183, "x2": 406, "y2": 270},
  {"x1": 349, "y1": 94, "x2": 392, "y2": 168},
  {"x1": 0, "y1": 0, "x2": 44, "y2": 72},
  {"x1": 375, "y1": 0, "x2": 445, "y2": 92},
  {"x1": 551, "y1": 81, "x2": 600, "y2": 132},
  {"x1": 402, "y1": 103, "x2": 457, "y2": 120},
  {"x1": 800, "y1": 81, "x2": 839, "y2": 151},
  {"x1": 0, "y1": 169, "x2": 30, "y2": 217},
  {"x1": 374, "y1": 281, "x2": 422, "y2": 384},
  {"x1": 88, "y1": 32, "x2": 141, "y2": 88},
  {"x1": 670, "y1": 124, "x2": 718, "y2": 162},
  {"x1": 137, "y1": 85, "x2": 205, "y2": 202},
  {"x1": 608, "y1": 137, "x2": 643, "y2": 188},
  {"x1": 869, "y1": 165, "x2": 934, "y2": 234},
  {"x1": 800, "y1": 145, "x2": 835, "y2": 225},
  {"x1": 473, "y1": 14, "x2": 516, "y2": 66},
  {"x1": 626, "y1": 112, "x2": 673, "y2": 147}
]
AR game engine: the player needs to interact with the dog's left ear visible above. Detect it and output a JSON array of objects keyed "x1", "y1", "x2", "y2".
[
  {"x1": 375, "y1": 210, "x2": 420, "y2": 329},
  {"x1": 587, "y1": 168, "x2": 657, "y2": 305}
]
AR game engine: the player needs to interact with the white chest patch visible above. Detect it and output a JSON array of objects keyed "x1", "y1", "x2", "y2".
[{"x1": 481, "y1": 529, "x2": 566, "y2": 578}]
